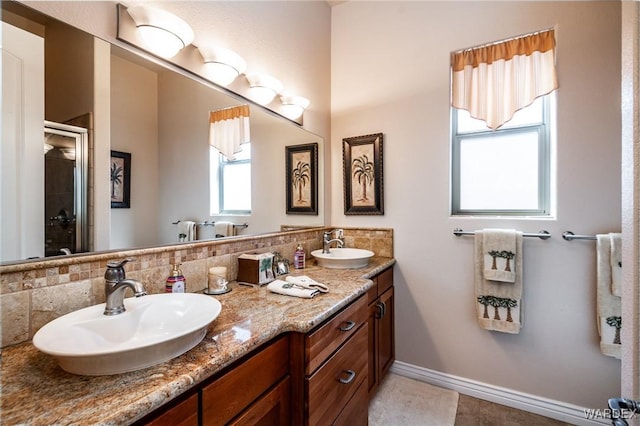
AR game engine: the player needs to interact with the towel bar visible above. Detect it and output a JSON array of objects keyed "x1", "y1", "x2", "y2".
[
  {"x1": 562, "y1": 231, "x2": 596, "y2": 241},
  {"x1": 453, "y1": 228, "x2": 551, "y2": 240},
  {"x1": 172, "y1": 220, "x2": 248, "y2": 229}
]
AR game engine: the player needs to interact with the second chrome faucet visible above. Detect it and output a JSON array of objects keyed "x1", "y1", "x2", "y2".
[{"x1": 322, "y1": 229, "x2": 344, "y2": 254}]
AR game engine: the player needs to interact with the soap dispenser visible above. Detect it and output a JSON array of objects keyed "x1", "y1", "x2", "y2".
[{"x1": 166, "y1": 264, "x2": 186, "y2": 293}]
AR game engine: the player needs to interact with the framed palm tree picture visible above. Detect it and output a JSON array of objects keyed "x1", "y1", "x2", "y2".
[
  {"x1": 110, "y1": 150, "x2": 131, "y2": 208},
  {"x1": 286, "y1": 143, "x2": 318, "y2": 215},
  {"x1": 343, "y1": 133, "x2": 384, "y2": 215}
]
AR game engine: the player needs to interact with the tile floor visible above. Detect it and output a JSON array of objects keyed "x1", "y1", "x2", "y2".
[{"x1": 454, "y1": 394, "x2": 574, "y2": 426}]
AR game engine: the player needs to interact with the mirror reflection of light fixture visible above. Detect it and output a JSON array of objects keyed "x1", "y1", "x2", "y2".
[
  {"x1": 44, "y1": 143, "x2": 54, "y2": 154},
  {"x1": 246, "y1": 74, "x2": 283, "y2": 105},
  {"x1": 198, "y1": 46, "x2": 247, "y2": 86},
  {"x1": 280, "y1": 95, "x2": 310, "y2": 120},
  {"x1": 126, "y1": 5, "x2": 194, "y2": 59}
]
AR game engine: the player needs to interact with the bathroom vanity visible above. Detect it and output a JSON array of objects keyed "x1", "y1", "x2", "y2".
[{"x1": 0, "y1": 257, "x2": 395, "y2": 425}]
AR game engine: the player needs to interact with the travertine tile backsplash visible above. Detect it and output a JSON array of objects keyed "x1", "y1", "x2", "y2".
[{"x1": 0, "y1": 227, "x2": 392, "y2": 348}]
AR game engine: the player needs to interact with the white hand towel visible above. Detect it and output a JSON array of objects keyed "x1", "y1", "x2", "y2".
[
  {"x1": 285, "y1": 275, "x2": 329, "y2": 293},
  {"x1": 596, "y1": 234, "x2": 622, "y2": 359},
  {"x1": 609, "y1": 233, "x2": 622, "y2": 297},
  {"x1": 177, "y1": 221, "x2": 196, "y2": 242},
  {"x1": 214, "y1": 221, "x2": 236, "y2": 238},
  {"x1": 482, "y1": 229, "x2": 517, "y2": 283},
  {"x1": 475, "y1": 230, "x2": 524, "y2": 334},
  {"x1": 268, "y1": 279, "x2": 318, "y2": 298}
]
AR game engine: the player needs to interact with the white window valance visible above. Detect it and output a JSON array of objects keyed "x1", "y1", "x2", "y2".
[
  {"x1": 209, "y1": 105, "x2": 250, "y2": 160},
  {"x1": 451, "y1": 29, "x2": 558, "y2": 130}
]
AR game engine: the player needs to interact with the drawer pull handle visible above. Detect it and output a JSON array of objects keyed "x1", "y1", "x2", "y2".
[
  {"x1": 339, "y1": 321, "x2": 356, "y2": 331},
  {"x1": 375, "y1": 302, "x2": 385, "y2": 319},
  {"x1": 339, "y1": 370, "x2": 356, "y2": 384}
]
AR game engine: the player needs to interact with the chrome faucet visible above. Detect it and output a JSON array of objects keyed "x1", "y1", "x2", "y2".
[
  {"x1": 104, "y1": 258, "x2": 147, "y2": 316},
  {"x1": 322, "y1": 229, "x2": 344, "y2": 254}
]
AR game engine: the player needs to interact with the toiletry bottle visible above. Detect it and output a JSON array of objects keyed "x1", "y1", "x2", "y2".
[
  {"x1": 166, "y1": 264, "x2": 186, "y2": 293},
  {"x1": 294, "y1": 244, "x2": 305, "y2": 269}
]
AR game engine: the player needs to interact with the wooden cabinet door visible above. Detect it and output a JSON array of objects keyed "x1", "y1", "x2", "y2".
[
  {"x1": 229, "y1": 376, "x2": 290, "y2": 426},
  {"x1": 367, "y1": 293, "x2": 379, "y2": 395},
  {"x1": 142, "y1": 393, "x2": 198, "y2": 426},
  {"x1": 377, "y1": 287, "x2": 395, "y2": 382},
  {"x1": 202, "y1": 336, "x2": 289, "y2": 426}
]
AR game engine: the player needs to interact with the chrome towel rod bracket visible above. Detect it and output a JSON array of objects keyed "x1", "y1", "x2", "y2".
[
  {"x1": 562, "y1": 231, "x2": 596, "y2": 241},
  {"x1": 453, "y1": 228, "x2": 551, "y2": 240}
]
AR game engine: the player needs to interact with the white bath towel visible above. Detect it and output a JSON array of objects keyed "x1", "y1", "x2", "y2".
[
  {"x1": 609, "y1": 233, "x2": 622, "y2": 297},
  {"x1": 475, "y1": 230, "x2": 524, "y2": 334},
  {"x1": 268, "y1": 279, "x2": 319, "y2": 298},
  {"x1": 482, "y1": 229, "x2": 518, "y2": 283},
  {"x1": 285, "y1": 275, "x2": 329, "y2": 293},
  {"x1": 214, "y1": 221, "x2": 235, "y2": 238},
  {"x1": 177, "y1": 221, "x2": 196, "y2": 242},
  {"x1": 596, "y1": 234, "x2": 622, "y2": 359}
]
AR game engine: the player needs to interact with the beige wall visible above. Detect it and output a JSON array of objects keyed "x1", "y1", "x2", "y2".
[
  {"x1": 110, "y1": 54, "x2": 160, "y2": 249},
  {"x1": 331, "y1": 1, "x2": 621, "y2": 409}
]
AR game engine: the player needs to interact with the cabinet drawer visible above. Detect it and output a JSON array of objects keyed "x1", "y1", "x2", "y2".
[
  {"x1": 201, "y1": 335, "x2": 289, "y2": 426},
  {"x1": 333, "y1": 378, "x2": 368, "y2": 426},
  {"x1": 305, "y1": 295, "x2": 367, "y2": 375},
  {"x1": 306, "y1": 325, "x2": 367, "y2": 425}
]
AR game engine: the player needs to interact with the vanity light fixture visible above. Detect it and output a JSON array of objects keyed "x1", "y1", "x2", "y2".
[
  {"x1": 126, "y1": 5, "x2": 194, "y2": 59},
  {"x1": 280, "y1": 95, "x2": 310, "y2": 120},
  {"x1": 246, "y1": 74, "x2": 283, "y2": 105},
  {"x1": 198, "y1": 46, "x2": 247, "y2": 86}
]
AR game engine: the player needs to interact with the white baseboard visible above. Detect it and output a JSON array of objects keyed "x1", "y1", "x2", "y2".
[{"x1": 390, "y1": 361, "x2": 611, "y2": 426}]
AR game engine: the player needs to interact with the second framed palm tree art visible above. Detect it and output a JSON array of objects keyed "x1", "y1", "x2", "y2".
[
  {"x1": 343, "y1": 133, "x2": 384, "y2": 215},
  {"x1": 286, "y1": 143, "x2": 318, "y2": 215}
]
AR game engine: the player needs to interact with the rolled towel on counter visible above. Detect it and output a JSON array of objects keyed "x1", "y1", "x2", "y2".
[
  {"x1": 268, "y1": 279, "x2": 319, "y2": 299},
  {"x1": 482, "y1": 229, "x2": 518, "y2": 283},
  {"x1": 285, "y1": 275, "x2": 329, "y2": 293}
]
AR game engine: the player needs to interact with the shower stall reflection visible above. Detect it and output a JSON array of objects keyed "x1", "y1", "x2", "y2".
[{"x1": 44, "y1": 121, "x2": 88, "y2": 257}]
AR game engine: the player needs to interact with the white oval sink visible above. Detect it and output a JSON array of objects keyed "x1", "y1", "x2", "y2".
[
  {"x1": 33, "y1": 293, "x2": 221, "y2": 376},
  {"x1": 311, "y1": 248, "x2": 374, "y2": 269}
]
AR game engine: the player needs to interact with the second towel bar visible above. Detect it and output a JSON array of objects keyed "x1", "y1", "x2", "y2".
[
  {"x1": 453, "y1": 228, "x2": 551, "y2": 240},
  {"x1": 562, "y1": 231, "x2": 596, "y2": 241}
]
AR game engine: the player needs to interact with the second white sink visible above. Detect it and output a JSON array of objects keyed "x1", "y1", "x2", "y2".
[
  {"x1": 311, "y1": 248, "x2": 374, "y2": 269},
  {"x1": 33, "y1": 293, "x2": 222, "y2": 376}
]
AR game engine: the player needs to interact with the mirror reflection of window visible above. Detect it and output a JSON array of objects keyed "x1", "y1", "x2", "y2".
[{"x1": 210, "y1": 143, "x2": 251, "y2": 215}]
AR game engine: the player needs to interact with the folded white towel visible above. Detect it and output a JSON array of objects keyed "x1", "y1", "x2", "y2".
[
  {"x1": 177, "y1": 221, "x2": 196, "y2": 242},
  {"x1": 482, "y1": 229, "x2": 517, "y2": 283},
  {"x1": 596, "y1": 234, "x2": 622, "y2": 359},
  {"x1": 609, "y1": 233, "x2": 622, "y2": 297},
  {"x1": 285, "y1": 275, "x2": 329, "y2": 293},
  {"x1": 268, "y1": 279, "x2": 318, "y2": 298},
  {"x1": 214, "y1": 221, "x2": 235, "y2": 238},
  {"x1": 475, "y1": 230, "x2": 524, "y2": 334}
]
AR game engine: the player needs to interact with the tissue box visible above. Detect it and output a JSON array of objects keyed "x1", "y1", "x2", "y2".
[{"x1": 237, "y1": 252, "x2": 275, "y2": 286}]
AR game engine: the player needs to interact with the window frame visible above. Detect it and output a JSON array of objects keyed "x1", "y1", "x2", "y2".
[
  {"x1": 211, "y1": 144, "x2": 252, "y2": 216},
  {"x1": 451, "y1": 95, "x2": 552, "y2": 217}
]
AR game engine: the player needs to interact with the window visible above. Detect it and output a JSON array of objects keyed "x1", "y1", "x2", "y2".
[
  {"x1": 210, "y1": 143, "x2": 251, "y2": 215},
  {"x1": 451, "y1": 95, "x2": 554, "y2": 216}
]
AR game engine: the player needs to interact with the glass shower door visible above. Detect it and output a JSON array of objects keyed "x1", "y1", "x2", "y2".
[{"x1": 44, "y1": 121, "x2": 88, "y2": 256}]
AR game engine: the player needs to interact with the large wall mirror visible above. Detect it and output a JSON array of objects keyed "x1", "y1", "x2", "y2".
[{"x1": 1, "y1": 1, "x2": 324, "y2": 265}]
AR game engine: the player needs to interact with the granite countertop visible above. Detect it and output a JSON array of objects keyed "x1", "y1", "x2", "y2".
[{"x1": 0, "y1": 257, "x2": 395, "y2": 425}]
